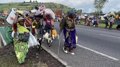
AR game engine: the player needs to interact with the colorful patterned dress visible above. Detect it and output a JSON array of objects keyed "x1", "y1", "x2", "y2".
[{"x1": 14, "y1": 23, "x2": 29, "y2": 64}]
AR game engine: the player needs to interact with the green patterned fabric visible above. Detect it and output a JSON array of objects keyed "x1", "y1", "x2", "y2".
[
  {"x1": 0, "y1": 16, "x2": 6, "y2": 19},
  {"x1": 14, "y1": 39, "x2": 28, "y2": 64},
  {"x1": 0, "y1": 26, "x2": 13, "y2": 46}
]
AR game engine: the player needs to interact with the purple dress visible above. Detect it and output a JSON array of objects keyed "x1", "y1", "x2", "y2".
[{"x1": 63, "y1": 28, "x2": 76, "y2": 48}]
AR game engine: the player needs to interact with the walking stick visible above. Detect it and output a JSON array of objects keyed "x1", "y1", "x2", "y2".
[{"x1": 57, "y1": 33, "x2": 61, "y2": 55}]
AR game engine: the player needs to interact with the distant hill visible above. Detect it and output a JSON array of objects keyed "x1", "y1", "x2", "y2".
[{"x1": 0, "y1": 2, "x2": 72, "y2": 13}]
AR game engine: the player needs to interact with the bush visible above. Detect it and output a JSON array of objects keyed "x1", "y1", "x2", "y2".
[{"x1": 18, "y1": 3, "x2": 29, "y2": 6}]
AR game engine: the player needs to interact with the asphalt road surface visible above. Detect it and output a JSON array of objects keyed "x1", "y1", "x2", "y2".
[{"x1": 42, "y1": 23, "x2": 120, "y2": 67}]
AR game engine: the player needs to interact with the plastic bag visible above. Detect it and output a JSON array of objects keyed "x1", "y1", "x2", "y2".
[
  {"x1": 28, "y1": 33, "x2": 39, "y2": 47},
  {"x1": 43, "y1": 32, "x2": 50, "y2": 40}
]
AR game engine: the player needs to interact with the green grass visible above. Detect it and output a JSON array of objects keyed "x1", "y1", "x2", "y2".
[
  {"x1": 0, "y1": 2, "x2": 72, "y2": 13},
  {"x1": 79, "y1": 20, "x2": 117, "y2": 29},
  {"x1": 98, "y1": 23, "x2": 117, "y2": 29}
]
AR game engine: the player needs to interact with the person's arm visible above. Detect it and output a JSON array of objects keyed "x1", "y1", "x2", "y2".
[
  {"x1": 51, "y1": 19, "x2": 54, "y2": 26},
  {"x1": 43, "y1": 11, "x2": 46, "y2": 19},
  {"x1": 12, "y1": 13, "x2": 19, "y2": 32},
  {"x1": 25, "y1": 18, "x2": 32, "y2": 26},
  {"x1": 59, "y1": 18, "x2": 66, "y2": 33}
]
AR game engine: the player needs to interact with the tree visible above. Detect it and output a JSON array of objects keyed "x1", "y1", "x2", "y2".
[
  {"x1": 77, "y1": 9, "x2": 82, "y2": 14},
  {"x1": 94, "y1": 0, "x2": 108, "y2": 15},
  {"x1": 23, "y1": 1, "x2": 25, "y2": 3},
  {"x1": 30, "y1": 0, "x2": 32, "y2": 3},
  {"x1": 36, "y1": 0, "x2": 38, "y2": 3}
]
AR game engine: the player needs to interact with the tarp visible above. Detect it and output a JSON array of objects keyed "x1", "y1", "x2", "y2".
[
  {"x1": 16, "y1": 10, "x2": 24, "y2": 15},
  {"x1": 0, "y1": 26, "x2": 13, "y2": 46}
]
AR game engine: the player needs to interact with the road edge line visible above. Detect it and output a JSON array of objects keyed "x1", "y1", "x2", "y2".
[{"x1": 41, "y1": 45, "x2": 71, "y2": 67}]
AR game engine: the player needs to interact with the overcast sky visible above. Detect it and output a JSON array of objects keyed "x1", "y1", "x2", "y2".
[{"x1": 0, "y1": 0, "x2": 120, "y2": 13}]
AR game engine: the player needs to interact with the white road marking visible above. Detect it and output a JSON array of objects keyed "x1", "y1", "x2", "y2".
[
  {"x1": 77, "y1": 44, "x2": 119, "y2": 61},
  {"x1": 58, "y1": 24, "x2": 119, "y2": 61},
  {"x1": 76, "y1": 27, "x2": 120, "y2": 37},
  {"x1": 99, "y1": 34, "x2": 120, "y2": 39},
  {"x1": 63, "y1": 39, "x2": 119, "y2": 61}
]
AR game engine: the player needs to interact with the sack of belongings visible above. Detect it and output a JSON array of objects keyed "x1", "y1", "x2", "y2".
[
  {"x1": 44, "y1": 8, "x2": 55, "y2": 19},
  {"x1": 51, "y1": 28, "x2": 58, "y2": 39}
]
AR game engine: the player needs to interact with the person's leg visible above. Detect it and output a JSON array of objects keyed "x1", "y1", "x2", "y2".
[
  {"x1": 94, "y1": 22, "x2": 96, "y2": 27},
  {"x1": 79, "y1": 19, "x2": 81, "y2": 24},
  {"x1": 69, "y1": 29, "x2": 76, "y2": 55},
  {"x1": 93, "y1": 22, "x2": 95, "y2": 27},
  {"x1": 116, "y1": 24, "x2": 120, "y2": 30},
  {"x1": 63, "y1": 29, "x2": 70, "y2": 53},
  {"x1": 44, "y1": 25, "x2": 48, "y2": 33},
  {"x1": 105, "y1": 22, "x2": 108, "y2": 28},
  {"x1": 116, "y1": 25, "x2": 119, "y2": 30},
  {"x1": 109, "y1": 22, "x2": 112, "y2": 29},
  {"x1": 84, "y1": 20, "x2": 87, "y2": 25},
  {"x1": 95, "y1": 22, "x2": 98, "y2": 27},
  {"x1": 118, "y1": 25, "x2": 120, "y2": 30},
  {"x1": 86, "y1": 21, "x2": 89, "y2": 26},
  {"x1": 104, "y1": 20, "x2": 106, "y2": 28}
]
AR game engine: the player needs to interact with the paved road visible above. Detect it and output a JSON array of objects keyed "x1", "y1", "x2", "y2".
[
  {"x1": 42, "y1": 23, "x2": 120, "y2": 67},
  {"x1": 76, "y1": 25, "x2": 120, "y2": 60}
]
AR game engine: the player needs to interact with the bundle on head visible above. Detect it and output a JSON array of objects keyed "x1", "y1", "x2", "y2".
[
  {"x1": 18, "y1": 17, "x2": 25, "y2": 26},
  {"x1": 67, "y1": 10, "x2": 76, "y2": 19}
]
